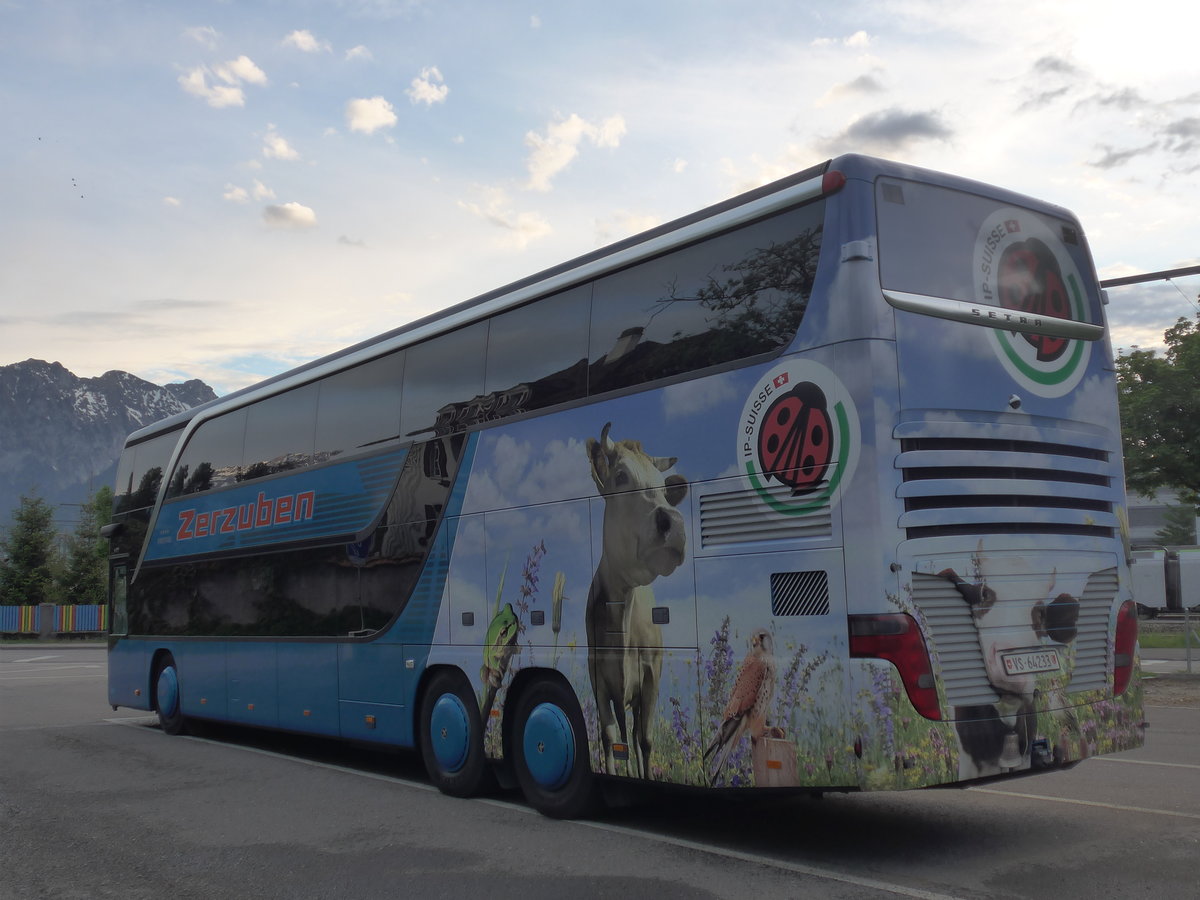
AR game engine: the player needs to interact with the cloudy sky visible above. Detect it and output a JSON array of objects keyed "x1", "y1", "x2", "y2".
[{"x1": 3, "y1": 0, "x2": 1199, "y2": 395}]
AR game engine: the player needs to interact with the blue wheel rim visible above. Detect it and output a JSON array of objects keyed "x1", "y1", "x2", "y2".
[
  {"x1": 523, "y1": 702, "x2": 575, "y2": 790},
  {"x1": 430, "y1": 693, "x2": 471, "y2": 773},
  {"x1": 157, "y1": 665, "x2": 179, "y2": 718}
]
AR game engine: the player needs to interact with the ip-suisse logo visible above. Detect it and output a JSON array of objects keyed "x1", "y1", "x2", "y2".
[
  {"x1": 974, "y1": 208, "x2": 1091, "y2": 398},
  {"x1": 738, "y1": 360, "x2": 859, "y2": 515}
]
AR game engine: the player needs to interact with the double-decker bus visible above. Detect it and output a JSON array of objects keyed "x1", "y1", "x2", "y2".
[{"x1": 106, "y1": 154, "x2": 1144, "y2": 817}]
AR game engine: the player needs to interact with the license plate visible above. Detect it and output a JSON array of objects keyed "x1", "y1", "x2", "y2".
[{"x1": 1002, "y1": 648, "x2": 1061, "y2": 675}]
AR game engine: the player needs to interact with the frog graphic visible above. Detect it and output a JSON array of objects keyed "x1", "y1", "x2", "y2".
[{"x1": 480, "y1": 602, "x2": 519, "y2": 716}]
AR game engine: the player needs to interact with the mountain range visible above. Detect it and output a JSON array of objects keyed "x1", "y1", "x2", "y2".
[{"x1": 0, "y1": 359, "x2": 216, "y2": 532}]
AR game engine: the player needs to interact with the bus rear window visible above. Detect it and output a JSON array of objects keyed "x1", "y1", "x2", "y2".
[{"x1": 876, "y1": 179, "x2": 1096, "y2": 326}]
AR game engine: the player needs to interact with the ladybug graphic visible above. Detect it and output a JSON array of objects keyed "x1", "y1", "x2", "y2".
[
  {"x1": 997, "y1": 237, "x2": 1071, "y2": 362},
  {"x1": 756, "y1": 381, "x2": 833, "y2": 495}
]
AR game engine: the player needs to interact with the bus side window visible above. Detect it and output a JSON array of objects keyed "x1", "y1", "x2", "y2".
[
  {"x1": 114, "y1": 430, "x2": 179, "y2": 515},
  {"x1": 588, "y1": 203, "x2": 824, "y2": 395},
  {"x1": 166, "y1": 409, "x2": 248, "y2": 498},
  {"x1": 110, "y1": 563, "x2": 128, "y2": 636},
  {"x1": 314, "y1": 352, "x2": 405, "y2": 463},
  {"x1": 484, "y1": 285, "x2": 590, "y2": 417},
  {"x1": 400, "y1": 322, "x2": 488, "y2": 439},
  {"x1": 241, "y1": 383, "x2": 319, "y2": 480}
]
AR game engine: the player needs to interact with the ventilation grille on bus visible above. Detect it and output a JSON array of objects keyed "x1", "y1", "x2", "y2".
[
  {"x1": 910, "y1": 572, "x2": 998, "y2": 707},
  {"x1": 895, "y1": 418, "x2": 1117, "y2": 541},
  {"x1": 698, "y1": 483, "x2": 833, "y2": 548},
  {"x1": 770, "y1": 571, "x2": 830, "y2": 617},
  {"x1": 1065, "y1": 567, "x2": 1118, "y2": 694},
  {"x1": 910, "y1": 566, "x2": 1118, "y2": 708}
]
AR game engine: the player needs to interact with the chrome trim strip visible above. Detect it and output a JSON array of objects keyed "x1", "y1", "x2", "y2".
[{"x1": 883, "y1": 289, "x2": 1105, "y2": 341}]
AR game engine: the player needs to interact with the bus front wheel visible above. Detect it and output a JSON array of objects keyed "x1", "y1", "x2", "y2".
[
  {"x1": 153, "y1": 654, "x2": 187, "y2": 736},
  {"x1": 419, "y1": 669, "x2": 493, "y2": 798},
  {"x1": 510, "y1": 678, "x2": 599, "y2": 819}
]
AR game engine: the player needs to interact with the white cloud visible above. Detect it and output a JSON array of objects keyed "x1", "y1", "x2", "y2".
[
  {"x1": 530, "y1": 15, "x2": 541, "y2": 28},
  {"x1": 178, "y1": 55, "x2": 266, "y2": 108},
  {"x1": 672, "y1": 158, "x2": 688, "y2": 174},
  {"x1": 223, "y1": 184, "x2": 249, "y2": 203},
  {"x1": 162, "y1": 196, "x2": 181, "y2": 207},
  {"x1": 262, "y1": 202, "x2": 317, "y2": 229},
  {"x1": 252, "y1": 179, "x2": 275, "y2": 201},
  {"x1": 594, "y1": 210, "x2": 661, "y2": 246},
  {"x1": 345, "y1": 45, "x2": 373, "y2": 62},
  {"x1": 457, "y1": 185, "x2": 552, "y2": 249},
  {"x1": 282, "y1": 29, "x2": 330, "y2": 53},
  {"x1": 407, "y1": 66, "x2": 448, "y2": 105},
  {"x1": 184, "y1": 26, "x2": 219, "y2": 49},
  {"x1": 523, "y1": 113, "x2": 626, "y2": 192},
  {"x1": 811, "y1": 30, "x2": 874, "y2": 49},
  {"x1": 262, "y1": 126, "x2": 300, "y2": 160},
  {"x1": 214, "y1": 55, "x2": 267, "y2": 86},
  {"x1": 178, "y1": 67, "x2": 244, "y2": 108},
  {"x1": 345, "y1": 96, "x2": 397, "y2": 134}
]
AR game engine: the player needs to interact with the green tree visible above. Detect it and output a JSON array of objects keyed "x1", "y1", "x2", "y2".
[
  {"x1": 1116, "y1": 314, "x2": 1200, "y2": 499},
  {"x1": 0, "y1": 492, "x2": 59, "y2": 606},
  {"x1": 1155, "y1": 502, "x2": 1198, "y2": 546},
  {"x1": 56, "y1": 486, "x2": 113, "y2": 605}
]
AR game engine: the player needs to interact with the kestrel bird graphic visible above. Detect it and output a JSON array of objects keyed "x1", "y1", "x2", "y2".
[{"x1": 704, "y1": 628, "x2": 776, "y2": 785}]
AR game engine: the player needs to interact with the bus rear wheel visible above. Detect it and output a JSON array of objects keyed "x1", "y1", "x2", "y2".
[
  {"x1": 510, "y1": 678, "x2": 599, "y2": 819},
  {"x1": 419, "y1": 669, "x2": 494, "y2": 798},
  {"x1": 153, "y1": 654, "x2": 187, "y2": 736}
]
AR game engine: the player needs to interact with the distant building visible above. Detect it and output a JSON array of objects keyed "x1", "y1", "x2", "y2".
[{"x1": 1127, "y1": 489, "x2": 1199, "y2": 548}]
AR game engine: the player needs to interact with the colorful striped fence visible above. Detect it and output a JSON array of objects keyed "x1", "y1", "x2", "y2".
[{"x1": 0, "y1": 604, "x2": 107, "y2": 635}]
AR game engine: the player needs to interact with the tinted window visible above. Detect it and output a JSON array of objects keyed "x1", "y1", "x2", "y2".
[
  {"x1": 876, "y1": 178, "x2": 1096, "y2": 322},
  {"x1": 314, "y1": 353, "x2": 405, "y2": 461},
  {"x1": 485, "y1": 285, "x2": 590, "y2": 417},
  {"x1": 400, "y1": 322, "x2": 487, "y2": 439},
  {"x1": 241, "y1": 383, "x2": 319, "y2": 480},
  {"x1": 166, "y1": 409, "x2": 247, "y2": 498},
  {"x1": 588, "y1": 202, "x2": 824, "y2": 394},
  {"x1": 114, "y1": 429, "x2": 181, "y2": 514}
]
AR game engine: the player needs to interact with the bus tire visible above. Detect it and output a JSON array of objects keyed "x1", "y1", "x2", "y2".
[
  {"x1": 510, "y1": 678, "x2": 599, "y2": 819},
  {"x1": 153, "y1": 654, "x2": 187, "y2": 736},
  {"x1": 419, "y1": 669, "x2": 493, "y2": 798}
]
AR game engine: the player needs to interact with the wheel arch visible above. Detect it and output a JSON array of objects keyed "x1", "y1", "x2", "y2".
[
  {"x1": 148, "y1": 647, "x2": 175, "y2": 711},
  {"x1": 501, "y1": 666, "x2": 586, "y2": 769}
]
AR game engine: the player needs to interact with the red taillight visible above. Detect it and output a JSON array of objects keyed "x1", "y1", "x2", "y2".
[
  {"x1": 1114, "y1": 599, "x2": 1138, "y2": 696},
  {"x1": 822, "y1": 169, "x2": 847, "y2": 195},
  {"x1": 849, "y1": 613, "x2": 941, "y2": 720}
]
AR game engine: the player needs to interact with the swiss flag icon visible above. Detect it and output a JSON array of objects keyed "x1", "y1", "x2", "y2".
[{"x1": 773, "y1": 373, "x2": 790, "y2": 388}]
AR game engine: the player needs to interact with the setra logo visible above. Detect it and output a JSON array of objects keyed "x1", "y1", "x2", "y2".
[
  {"x1": 738, "y1": 360, "x2": 859, "y2": 515},
  {"x1": 975, "y1": 208, "x2": 1091, "y2": 398}
]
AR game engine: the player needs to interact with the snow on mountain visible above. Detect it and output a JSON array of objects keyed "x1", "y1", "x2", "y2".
[{"x1": 0, "y1": 359, "x2": 217, "y2": 528}]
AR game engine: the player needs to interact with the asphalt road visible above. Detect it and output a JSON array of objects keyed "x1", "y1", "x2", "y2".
[{"x1": 2, "y1": 644, "x2": 1197, "y2": 900}]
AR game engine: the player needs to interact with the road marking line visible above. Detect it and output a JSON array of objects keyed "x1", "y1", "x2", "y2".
[
  {"x1": 576, "y1": 819, "x2": 968, "y2": 900},
  {"x1": 115, "y1": 721, "x2": 965, "y2": 900},
  {"x1": 1092, "y1": 757, "x2": 1200, "y2": 771},
  {"x1": 0, "y1": 673, "x2": 107, "y2": 681},
  {"x1": 1, "y1": 664, "x2": 100, "y2": 671},
  {"x1": 968, "y1": 787, "x2": 1200, "y2": 820},
  {"x1": 10, "y1": 655, "x2": 61, "y2": 663}
]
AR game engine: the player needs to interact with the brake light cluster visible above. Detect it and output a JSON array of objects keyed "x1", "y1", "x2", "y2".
[
  {"x1": 848, "y1": 613, "x2": 941, "y2": 720},
  {"x1": 1113, "y1": 599, "x2": 1137, "y2": 696}
]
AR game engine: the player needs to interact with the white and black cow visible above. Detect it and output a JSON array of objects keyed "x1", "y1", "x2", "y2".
[
  {"x1": 937, "y1": 561, "x2": 1079, "y2": 778},
  {"x1": 585, "y1": 422, "x2": 687, "y2": 779}
]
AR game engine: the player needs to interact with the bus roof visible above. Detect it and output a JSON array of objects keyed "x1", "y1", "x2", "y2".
[{"x1": 124, "y1": 153, "x2": 1082, "y2": 448}]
